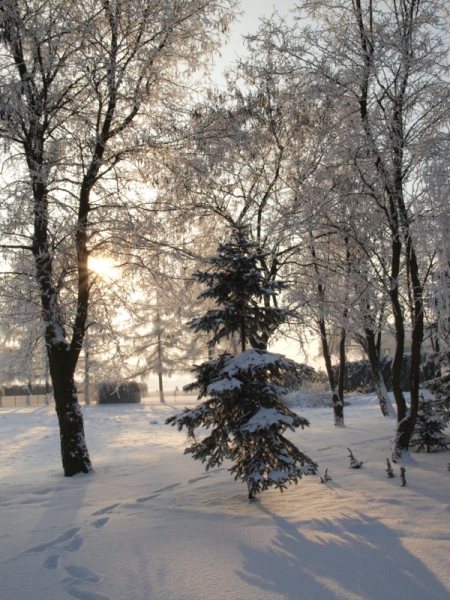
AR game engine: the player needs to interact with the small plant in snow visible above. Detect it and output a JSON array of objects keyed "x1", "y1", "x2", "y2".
[
  {"x1": 410, "y1": 395, "x2": 448, "y2": 453},
  {"x1": 167, "y1": 225, "x2": 317, "y2": 499},
  {"x1": 347, "y1": 448, "x2": 363, "y2": 468},
  {"x1": 319, "y1": 468, "x2": 332, "y2": 484},
  {"x1": 385, "y1": 458, "x2": 394, "y2": 478},
  {"x1": 400, "y1": 467, "x2": 407, "y2": 487}
]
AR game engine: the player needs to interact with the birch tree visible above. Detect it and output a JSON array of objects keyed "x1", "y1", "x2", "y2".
[
  {"x1": 268, "y1": 0, "x2": 450, "y2": 454},
  {"x1": 0, "y1": 0, "x2": 235, "y2": 475}
]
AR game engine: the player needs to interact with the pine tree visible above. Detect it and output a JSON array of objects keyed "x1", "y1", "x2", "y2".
[
  {"x1": 167, "y1": 225, "x2": 317, "y2": 499},
  {"x1": 190, "y1": 225, "x2": 287, "y2": 352},
  {"x1": 410, "y1": 396, "x2": 448, "y2": 453}
]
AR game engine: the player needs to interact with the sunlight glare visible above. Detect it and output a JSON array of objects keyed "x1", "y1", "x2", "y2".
[{"x1": 89, "y1": 255, "x2": 120, "y2": 280}]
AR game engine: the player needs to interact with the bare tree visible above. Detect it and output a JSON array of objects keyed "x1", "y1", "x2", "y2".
[
  {"x1": 0, "y1": 0, "x2": 235, "y2": 475},
  {"x1": 266, "y1": 0, "x2": 450, "y2": 454}
]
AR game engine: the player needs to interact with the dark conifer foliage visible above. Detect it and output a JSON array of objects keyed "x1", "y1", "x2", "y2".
[
  {"x1": 190, "y1": 225, "x2": 289, "y2": 352},
  {"x1": 167, "y1": 225, "x2": 317, "y2": 498},
  {"x1": 410, "y1": 397, "x2": 448, "y2": 453}
]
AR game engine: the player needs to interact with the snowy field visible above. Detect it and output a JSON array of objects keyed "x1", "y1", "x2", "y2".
[{"x1": 1, "y1": 394, "x2": 449, "y2": 600}]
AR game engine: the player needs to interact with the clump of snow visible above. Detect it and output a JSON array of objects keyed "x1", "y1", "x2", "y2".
[
  {"x1": 222, "y1": 349, "x2": 292, "y2": 376},
  {"x1": 207, "y1": 377, "x2": 242, "y2": 395},
  {"x1": 240, "y1": 407, "x2": 294, "y2": 432}
]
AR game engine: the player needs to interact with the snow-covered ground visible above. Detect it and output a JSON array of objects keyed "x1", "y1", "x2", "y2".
[{"x1": 1, "y1": 394, "x2": 449, "y2": 600}]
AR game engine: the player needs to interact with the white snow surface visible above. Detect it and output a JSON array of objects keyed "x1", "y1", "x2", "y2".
[
  {"x1": 1, "y1": 395, "x2": 450, "y2": 600},
  {"x1": 207, "y1": 376, "x2": 242, "y2": 394},
  {"x1": 223, "y1": 349, "x2": 291, "y2": 376},
  {"x1": 240, "y1": 407, "x2": 294, "y2": 432}
]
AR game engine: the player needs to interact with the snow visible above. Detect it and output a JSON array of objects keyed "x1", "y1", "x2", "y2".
[
  {"x1": 222, "y1": 349, "x2": 292, "y2": 376},
  {"x1": 207, "y1": 377, "x2": 242, "y2": 394},
  {"x1": 240, "y1": 407, "x2": 294, "y2": 432},
  {"x1": 1, "y1": 396, "x2": 450, "y2": 600}
]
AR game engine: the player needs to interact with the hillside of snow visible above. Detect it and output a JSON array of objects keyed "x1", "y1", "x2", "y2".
[{"x1": 1, "y1": 395, "x2": 449, "y2": 600}]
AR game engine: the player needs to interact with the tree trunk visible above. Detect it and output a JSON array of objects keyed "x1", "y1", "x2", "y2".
[
  {"x1": 319, "y1": 317, "x2": 344, "y2": 426},
  {"x1": 389, "y1": 232, "x2": 409, "y2": 455},
  {"x1": 396, "y1": 231, "x2": 424, "y2": 448},
  {"x1": 49, "y1": 349, "x2": 92, "y2": 476},
  {"x1": 84, "y1": 331, "x2": 90, "y2": 406},
  {"x1": 158, "y1": 370, "x2": 165, "y2": 404},
  {"x1": 30, "y1": 159, "x2": 93, "y2": 476},
  {"x1": 156, "y1": 305, "x2": 166, "y2": 404},
  {"x1": 353, "y1": 0, "x2": 421, "y2": 455},
  {"x1": 311, "y1": 232, "x2": 344, "y2": 426},
  {"x1": 365, "y1": 328, "x2": 394, "y2": 417},
  {"x1": 336, "y1": 322, "x2": 346, "y2": 427},
  {"x1": 336, "y1": 236, "x2": 351, "y2": 427}
]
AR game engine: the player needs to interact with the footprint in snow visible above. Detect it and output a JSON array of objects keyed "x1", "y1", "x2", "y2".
[
  {"x1": 136, "y1": 482, "x2": 181, "y2": 503},
  {"x1": 64, "y1": 534, "x2": 84, "y2": 552},
  {"x1": 136, "y1": 494, "x2": 159, "y2": 503},
  {"x1": 91, "y1": 517, "x2": 109, "y2": 529},
  {"x1": 65, "y1": 585, "x2": 111, "y2": 600},
  {"x1": 188, "y1": 474, "x2": 211, "y2": 484},
  {"x1": 92, "y1": 503, "x2": 120, "y2": 516},
  {"x1": 42, "y1": 554, "x2": 60, "y2": 569},
  {"x1": 152, "y1": 483, "x2": 181, "y2": 494},
  {"x1": 26, "y1": 527, "x2": 81, "y2": 553},
  {"x1": 33, "y1": 486, "x2": 62, "y2": 496},
  {"x1": 64, "y1": 565, "x2": 100, "y2": 583}
]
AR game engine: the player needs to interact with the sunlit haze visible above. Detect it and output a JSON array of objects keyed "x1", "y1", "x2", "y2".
[{"x1": 88, "y1": 256, "x2": 120, "y2": 281}]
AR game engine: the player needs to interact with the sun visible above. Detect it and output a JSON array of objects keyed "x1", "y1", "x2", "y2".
[{"x1": 88, "y1": 255, "x2": 120, "y2": 280}]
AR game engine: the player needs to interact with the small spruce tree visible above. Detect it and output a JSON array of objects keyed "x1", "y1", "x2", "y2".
[
  {"x1": 167, "y1": 225, "x2": 317, "y2": 499},
  {"x1": 410, "y1": 395, "x2": 448, "y2": 453}
]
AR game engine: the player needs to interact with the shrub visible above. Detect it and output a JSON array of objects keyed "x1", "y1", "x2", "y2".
[{"x1": 98, "y1": 381, "x2": 142, "y2": 404}]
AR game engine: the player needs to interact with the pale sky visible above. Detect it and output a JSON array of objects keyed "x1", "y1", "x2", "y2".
[{"x1": 212, "y1": 0, "x2": 297, "y2": 82}]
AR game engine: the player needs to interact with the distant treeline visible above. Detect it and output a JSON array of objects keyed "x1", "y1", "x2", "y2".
[{"x1": 331, "y1": 353, "x2": 446, "y2": 394}]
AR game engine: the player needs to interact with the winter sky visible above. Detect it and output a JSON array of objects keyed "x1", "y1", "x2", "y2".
[{"x1": 213, "y1": 0, "x2": 297, "y2": 80}]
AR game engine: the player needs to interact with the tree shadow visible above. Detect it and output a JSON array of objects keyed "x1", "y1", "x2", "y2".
[{"x1": 237, "y1": 505, "x2": 449, "y2": 599}]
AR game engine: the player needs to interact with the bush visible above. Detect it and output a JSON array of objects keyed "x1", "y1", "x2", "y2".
[
  {"x1": 98, "y1": 381, "x2": 142, "y2": 404},
  {"x1": 331, "y1": 353, "x2": 443, "y2": 394},
  {"x1": 422, "y1": 373, "x2": 450, "y2": 423},
  {"x1": 2, "y1": 383, "x2": 53, "y2": 396},
  {"x1": 282, "y1": 363, "x2": 317, "y2": 390},
  {"x1": 410, "y1": 395, "x2": 448, "y2": 453}
]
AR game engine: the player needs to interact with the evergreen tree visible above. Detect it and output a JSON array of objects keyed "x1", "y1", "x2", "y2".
[
  {"x1": 167, "y1": 226, "x2": 317, "y2": 499},
  {"x1": 410, "y1": 396, "x2": 448, "y2": 454},
  {"x1": 190, "y1": 225, "x2": 288, "y2": 352}
]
